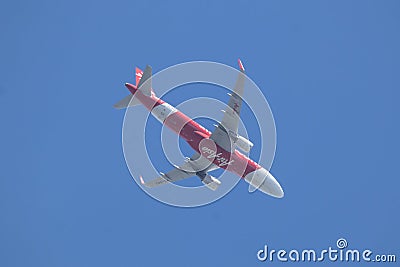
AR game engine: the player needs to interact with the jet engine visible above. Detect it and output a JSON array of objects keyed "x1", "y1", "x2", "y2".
[
  {"x1": 234, "y1": 135, "x2": 254, "y2": 153},
  {"x1": 197, "y1": 173, "x2": 221, "y2": 191}
]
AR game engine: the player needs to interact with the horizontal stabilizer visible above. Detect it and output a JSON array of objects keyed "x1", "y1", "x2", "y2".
[{"x1": 113, "y1": 94, "x2": 140, "y2": 109}]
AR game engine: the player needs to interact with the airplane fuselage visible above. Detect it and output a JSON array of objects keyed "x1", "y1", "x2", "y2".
[
  {"x1": 124, "y1": 80, "x2": 284, "y2": 198},
  {"x1": 125, "y1": 83, "x2": 260, "y2": 179},
  {"x1": 117, "y1": 60, "x2": 284, "y2": 198}
]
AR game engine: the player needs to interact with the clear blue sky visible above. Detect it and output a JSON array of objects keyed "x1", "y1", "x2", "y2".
[{"x1": 1, "y1": 0, "x2": 399, "y2": 266}]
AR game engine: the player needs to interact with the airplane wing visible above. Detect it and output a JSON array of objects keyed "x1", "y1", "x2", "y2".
[
  {"x1": 140, "y1": 153, "x2": 220, "y2": 189},
  {"x1": 210, "y1": 59, "x2": 246, "y2": 152},
  {"x1": 140, "y1": 167, "x2": 194, "y2": 188}
]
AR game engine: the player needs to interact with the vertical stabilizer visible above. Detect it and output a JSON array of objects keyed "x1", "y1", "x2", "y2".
[
  {"x1": 136, "y1": 65, "x2": 152, "y2": 96},
  {"x1": 135, "y1": 67, "x2": 143, "y2": 86}
]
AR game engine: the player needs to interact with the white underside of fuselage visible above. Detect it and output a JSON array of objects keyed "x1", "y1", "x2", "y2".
[{"x1": 151, "y1": 102, "x2": 178, "y2": 123}]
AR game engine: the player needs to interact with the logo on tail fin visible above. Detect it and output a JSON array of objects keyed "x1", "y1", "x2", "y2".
[{"x1": 135, "y1": 67, "x2": 143, "y2": 86}]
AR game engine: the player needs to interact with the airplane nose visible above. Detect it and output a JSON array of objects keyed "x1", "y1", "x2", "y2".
[
  {"x1": 244, "y1": 168, "x2": 284, "y2": 198},
  {"x1": 259, "y1": 172, "x2": 284, "y2": 198}
]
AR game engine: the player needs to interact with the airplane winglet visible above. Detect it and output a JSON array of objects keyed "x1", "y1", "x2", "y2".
[
  {"x1": 238, "y1": 59, "x2": 245, "y2": 72},
  {"x1": 139, "y1": 175, "x2": 145, "y2": 185}
]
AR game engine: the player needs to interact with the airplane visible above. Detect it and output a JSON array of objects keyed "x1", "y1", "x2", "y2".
[{"x1": 114, "y1": 59, "x2": 284, "y2": 198}]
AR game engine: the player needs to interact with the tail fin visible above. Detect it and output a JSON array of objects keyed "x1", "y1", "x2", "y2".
[
  {"x1": 135, "y1": 67, "x2": 143, "y2": 86},
  {"x1": 113, "y1": 65, "x2": 153, "y2": 109},
  {"x1": 136, "y1": 65, "x2": 153, "y2": 96}
]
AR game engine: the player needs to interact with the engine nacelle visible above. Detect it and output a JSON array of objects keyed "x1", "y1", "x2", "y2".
[
  {"x1": 200, "y1": 174, "x2": 221, "y2": 191},
  {"x1": 235, "y1": 135, "x2": 254, "y2": 153}
]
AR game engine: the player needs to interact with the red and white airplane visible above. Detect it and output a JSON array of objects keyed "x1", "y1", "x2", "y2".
[{"x1": 114, "y1": 60, "x2": 284, "y2": 198}]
